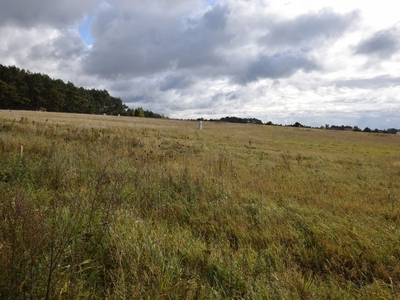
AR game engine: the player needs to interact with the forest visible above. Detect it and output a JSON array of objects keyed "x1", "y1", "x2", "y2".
[{"x1": 0, "y1": 64, "x2": 163, "y2": 118}]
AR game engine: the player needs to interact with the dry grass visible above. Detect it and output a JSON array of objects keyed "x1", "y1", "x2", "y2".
[{"x1": 0, "y1": 110, "x2": 400, "y2": 299}]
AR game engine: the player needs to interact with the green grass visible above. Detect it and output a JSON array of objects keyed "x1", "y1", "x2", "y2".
[{"x1": 0, "y1": 110, "x2": 400, "y2": 299}]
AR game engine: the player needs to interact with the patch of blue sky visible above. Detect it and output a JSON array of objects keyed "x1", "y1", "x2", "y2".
[
  {"x1": 79, "y1": 16, "x2": 93, "y2": 46},
  {"x1": 205, "y1": 0, "x2": 217, "y2": 7}
]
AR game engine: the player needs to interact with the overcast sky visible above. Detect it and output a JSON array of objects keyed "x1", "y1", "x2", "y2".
[{"x1": 1, "y1": 0, "x2": 399, "y2": 129}]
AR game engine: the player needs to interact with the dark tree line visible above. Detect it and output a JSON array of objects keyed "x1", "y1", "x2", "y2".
[
  {"x1": 197, "y1": 116, "x2": 399, "y2": 133},
  {"x1": 0, "y1": 64, "x2": 127, "y2": 115},
  {"x1": 126, "y1": 107, "x2": 164, "y2": 118},
  {"x1": 207, "y1": 116, "x2": 263, "y2": 124},
  {"x1": 0, "y1": 64, "x2": 165, "y2": 118}
]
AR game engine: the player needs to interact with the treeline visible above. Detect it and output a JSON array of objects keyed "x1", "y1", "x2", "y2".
[
  {"x1": 0, "y1": 64, "x2": 165, "y2": 118},
  {"x1": 328, "y1": 125, "x2": 399, "y2": 134},
  {"x1": 126, "y1": 107, "x2": 164, "y2": 118},
  {"x1": 198, "y1": 116, "x2": 263, "y2": 124},
  {"x1": 220, "y1": 116, "x2": 263, "y2": 124},
  {"x1": 284, "y1": 122, "x2": 399, "y2": 133},
  {"x1": 0, "y1": 64, "x2": 127, "y2": 115},
  {"x1": 196, "y1": 117, "x2": 399, "y2": 134}
]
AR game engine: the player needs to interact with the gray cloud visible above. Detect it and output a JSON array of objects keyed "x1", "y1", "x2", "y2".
[
  {"x1": 203, "y1": 4, "x2": 228, "y2": 31},
  {"x1": 28, "y1": 31, "x2": 85, "y2": 61},
  {"x1": 335, "y1": 75, "x2": 400, "y2": 89},
  {"x1": 210, "y1": 91, "x2": 239, "y2": 105},
  {"x1": 355, "y1": 28, "x2": 400, "y2": 58},
  {"x1": 159, "y1": 74, "x2": 194, "y2": 91},
  {"x1": 236, "y1": 50, "x2": 319, "y2": 84},
  {"x1": 261, "y1": 9, "x2": 358, "y2": 47},
  {"x1": 84, "y1": 4, "x2": 232, "y2": 78},
  {"x1": 0, "y1": 0, "x2": 101, "y2": 27},
  {"x1": 174, "y1": 5, "x2": 232, "y2": 69},
  {"x1": 79, "y1": 3, "x2": 356, "y2": 89}
]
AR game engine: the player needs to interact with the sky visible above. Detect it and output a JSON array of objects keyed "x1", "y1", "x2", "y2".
[{"x1": 0, "y1": 0, "x2": 399, "y2": 129}]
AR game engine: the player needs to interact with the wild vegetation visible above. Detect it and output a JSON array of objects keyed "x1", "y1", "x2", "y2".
[{"x1": 0, "y1": 110, "x2": 399, "y2": 299}]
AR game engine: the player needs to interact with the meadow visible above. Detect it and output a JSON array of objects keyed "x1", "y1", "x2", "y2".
[{"x1": 0, "y1": 110, "x2": 399, "y2": 299}]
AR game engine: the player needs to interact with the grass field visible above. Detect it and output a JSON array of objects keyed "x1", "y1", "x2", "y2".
[{"x1": 1, "y1": 110, "x2": 400, "y2": 299}]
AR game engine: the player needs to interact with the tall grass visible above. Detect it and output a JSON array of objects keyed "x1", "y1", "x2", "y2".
[{"x1": 0, "y1": 110, "x2": 399, "y2": 299}]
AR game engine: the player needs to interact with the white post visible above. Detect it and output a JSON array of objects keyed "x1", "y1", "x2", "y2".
[
  {"x1": 20, "y1": 145, "x2": 23, "y2": 157},
  {"x1": 199, "y1": 121, "x2": 203, "y2": 130}
]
